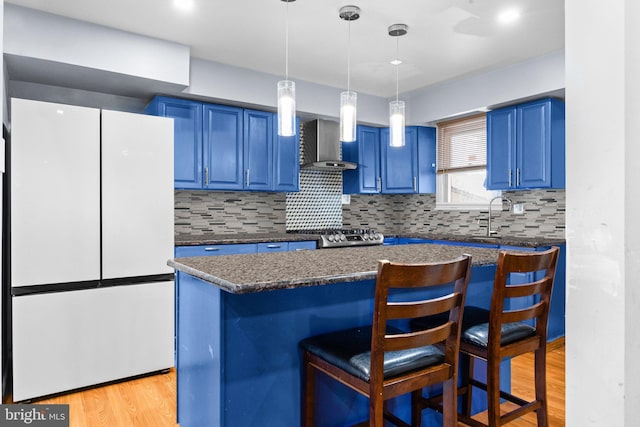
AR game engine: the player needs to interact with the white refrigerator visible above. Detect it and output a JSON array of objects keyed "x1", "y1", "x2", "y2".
[{"x1": 9, "y1": 98, "x2": 175, "y2": 402}]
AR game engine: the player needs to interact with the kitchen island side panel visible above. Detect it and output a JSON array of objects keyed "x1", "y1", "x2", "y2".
[{"x1": 176, "y1": 264, "x2": 502, "y2": 427}]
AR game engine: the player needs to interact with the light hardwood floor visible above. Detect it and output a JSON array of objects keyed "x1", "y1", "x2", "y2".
[{"x1": 32, "y1": 344, "x2": 565, "y2": 427}]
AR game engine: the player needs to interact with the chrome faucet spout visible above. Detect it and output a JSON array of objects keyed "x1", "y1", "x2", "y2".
[{"x1": 487, "y1": 196, "x2": 512, "y2": 237}]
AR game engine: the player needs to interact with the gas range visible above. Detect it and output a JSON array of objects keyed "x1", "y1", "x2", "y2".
[{"x1": 295, "y1": 229, "x2": 385, "y2": 249}]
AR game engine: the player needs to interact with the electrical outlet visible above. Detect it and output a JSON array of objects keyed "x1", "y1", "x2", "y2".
[
  {"x1": 512, "y1": 203, "x2": 525, "y2": 215},
  {"x1": 341, "y1": 194, "x2": 351, "y2": 205}
]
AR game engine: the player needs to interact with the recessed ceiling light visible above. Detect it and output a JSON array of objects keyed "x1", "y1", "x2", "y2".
[
  {"x1": 173, "y1": 0, "x2": 194, "y2": 12},
  {"x1": 497, "y1": 8, "x2": 520, "y2": 25},
  {"x1": 390, "y1": 59, "x2": 402, "y2": 66}
]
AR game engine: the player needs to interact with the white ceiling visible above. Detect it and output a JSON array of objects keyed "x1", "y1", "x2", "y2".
[{"x1": 5, "y1": 0, "x2": 565, "y2": 98}]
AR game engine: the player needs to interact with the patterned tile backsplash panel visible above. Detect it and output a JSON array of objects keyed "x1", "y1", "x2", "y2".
[
  {"x1": 175, "y1": 190, "x2": 287, "y2": 235},
  {"x1": 285, "y1": 170, "x2": 343, "y2": 230},
  {"x1": 176, "y1": 187, "x2": 565, "y2": 239},
  {"x1": 342, "y1": 189, "x2": 565, "y2": 239}
]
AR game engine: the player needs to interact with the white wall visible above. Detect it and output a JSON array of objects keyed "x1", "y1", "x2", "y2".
[
  {"x1": 566, "y1": 0, "x2": 640, "y2": 425},
  {"x1": 3, "y1": 3, "x2": 565, "y2": 127},
  {"x1": 404, "y1": 50, "x2": 565, "y2": 125},
  {"x1": 1, "y1": 0, "x2": 5, "y2": 400},
  {"x1": 185, "y1": 58, "x2": 389, "y2": 125},
  {"x1": 4, "y1": 4, "x2": 189, "y2": 87}
]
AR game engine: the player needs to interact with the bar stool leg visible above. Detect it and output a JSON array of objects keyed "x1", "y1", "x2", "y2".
[
  {"x1": 442, "y1": 378, "x2": 457, "y2": 426},
  {"x1": 411, "y1": 390, "x2": 423, "y2": 427},
  {"x1": 487, "y1": 356, "x2": 502, "y2": 426},
  {"x1": 534, "y1": 346, "x2": 549, "y2": 427},
  {"x1": 303, "y1": 354, "x2": 316, "y2": 427},
  {"x1": 463, "y1": 354, "x2": 475, "y2": 418}
]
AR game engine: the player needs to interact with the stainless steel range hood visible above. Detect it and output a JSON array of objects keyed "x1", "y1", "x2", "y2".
[{"x1": 301, "y1": 119, "x2": 357, "y2": 171}]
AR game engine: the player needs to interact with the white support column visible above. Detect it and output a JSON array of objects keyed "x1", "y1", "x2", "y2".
[{"x1": 566, "y1": 0, "x2": 640, "y2": 425}]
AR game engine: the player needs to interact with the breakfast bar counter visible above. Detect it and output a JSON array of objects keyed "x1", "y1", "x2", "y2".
[
  {"x1": 168, "y1": 243, "x2": 502, "y2": 294},
  {"x1": 169, "y1": 243, "x2": 563, "y2": 427}
]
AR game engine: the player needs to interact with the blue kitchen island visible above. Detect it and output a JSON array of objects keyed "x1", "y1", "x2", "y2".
[{"x1": 169, "y1": 243, "x2": 564, "y2": 427}]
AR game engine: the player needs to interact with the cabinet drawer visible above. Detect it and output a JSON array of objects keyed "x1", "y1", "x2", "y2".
[
  {"x1": 257, "y1": 242, "x2": 288, "y2": 253},
  {"x1": 287, "y1": 241, "x2": 317, "y2": 251},
  {"x1": 175, "y1": 244, "x2": 258, "y2": 258}
]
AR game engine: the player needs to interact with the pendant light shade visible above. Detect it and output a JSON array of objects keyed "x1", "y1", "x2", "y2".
[
  {"x1": 277, "y1": 0, "x2": 296, "y2": 137},
  {"x1": 340, "y1": 90, "x2": 357, "y2": 143},
  {"x1": 277, "y1": 80, "x2": 296, "y2": 137},
  {"x1": 389, "y1": 100, "x2": 405, "y2": 147},
  {"x1": 388, "y1": 24, "x2": 408, "y2": 147},
  {"x1": 339, "y1": 5, "x2": 360, "y2": 143}
]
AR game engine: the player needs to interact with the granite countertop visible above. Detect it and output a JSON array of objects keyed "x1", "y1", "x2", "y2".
[
  {"x1": 390, "y1": 233, "x2": 566, "y2": 248},
  {"x1": 174, "y1": 232, "x2": 321, "y2": 246},
  {"x1": 175, "y1": 232, "x2": 564, "y2": 248},
  {"x1": 169, "y1": 243, "x2": 507, "y2": 295}
]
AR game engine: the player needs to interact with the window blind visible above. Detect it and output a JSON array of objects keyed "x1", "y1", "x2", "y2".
[{"x1": 437, "y1": 113, "x2": 486, "y2": 174}]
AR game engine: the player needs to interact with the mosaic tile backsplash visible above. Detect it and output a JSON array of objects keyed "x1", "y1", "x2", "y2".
[
  {"x1": 175, "y1": 190, "x2": 287, "y2": 235},
  {"x1": 175, "y1": 187, "x2": 565, "y2": 239},
  {"x1": 342, "y1": 189, "x2": 565, "y2": 238}
]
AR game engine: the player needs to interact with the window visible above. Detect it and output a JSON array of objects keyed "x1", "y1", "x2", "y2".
[{"x1": 436, "y1": 114, "x2": 500, "y2": 209}]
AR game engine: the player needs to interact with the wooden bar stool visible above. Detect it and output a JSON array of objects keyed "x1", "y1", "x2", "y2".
[
  {"x1": 299, "y1": 255, "x2": 472, "y2": 427},
  {"x1": 413, "y1": 247, "x2": 559, "y2": 427}
]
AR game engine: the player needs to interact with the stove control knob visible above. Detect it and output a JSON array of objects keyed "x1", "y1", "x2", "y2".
[
  {"x1": 363, "y1": 234, "x2": 369, "y2": 240},
  {"x1": 339, "y1": 233, "x2": 346, "y2": 241},
  {"x1": 374, "y1": 233, "x2": 382, "y2": 240},
  {"x1": 327, "y1": 234, "x2": 335, "y2": 242}
]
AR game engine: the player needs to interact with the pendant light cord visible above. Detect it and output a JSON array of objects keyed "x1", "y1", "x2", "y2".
[
  {"x1": 395, "y1": 36, "x2": 399, "y2": 102},
  {"x1": 347, "y1": 19, "x2": 351, "y2": 92},
  {"x1": 285, "y1": 1, "x2": 289, "y2": 80}
]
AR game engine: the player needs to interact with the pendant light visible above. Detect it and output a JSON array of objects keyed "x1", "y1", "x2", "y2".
[
  {"x1": 388, "y1": 24, "x2": 408, "y2": 147},
  {"x1": 339, "y1": 5, "x2": 360, "y2": 143},
  {"x1": 277, "y1": 0, "x2": 296, "y2": 137}
]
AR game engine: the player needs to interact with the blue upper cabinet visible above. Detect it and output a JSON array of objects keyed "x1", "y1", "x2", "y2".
[
  {"x1": 146, "y1": 96, "x2": 299, "y2": 192},
  {"x1": 416, "y1": 126, "x2": 437, "y2": 193},
  {"x1": 486, "y1": 107, "x2": 515, "y2": 190},
  {"x1": 487, "y1": 98, "x2": 565, "y2": 190},
  {"x1": 243, "y1": 109, "x2": 273, "y2": 191},
  {"x1": 343, "y1": 125, "x2": 435, "y2": 195},
  {"x1": 145, "y1": 97, "x2": 203, "y2": 190},
  {"x1": 343, "y1": 126, "x2": 381, "y2": 194},
  {"x1": 381, "y1": 126, "x2": 419, "y2": 193},
  {"x1": 272, "y1": 116, "x2": 300, "y2": 192},
  {"x1": 204, "y1": 104, "x2": 244, "y2": 190}
]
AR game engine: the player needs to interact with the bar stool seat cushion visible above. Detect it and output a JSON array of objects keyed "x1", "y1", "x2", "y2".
[
  {"x1": 411, "y1": 306, "x2": 536, "y2": 349},
  {"x1": 300, "y1": 325, "x2": 444, "y2": 382}
]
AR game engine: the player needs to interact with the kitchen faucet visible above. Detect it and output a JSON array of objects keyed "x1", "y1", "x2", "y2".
[{"x1": 487, "y1": 195, "x2": 513, "y2": 237}]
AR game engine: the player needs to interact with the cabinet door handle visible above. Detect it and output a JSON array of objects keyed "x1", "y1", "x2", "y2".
[
  {"x1": 205, "y1": 167, "x2": 209, "y2": 186},
  {"x1": 377, "y1": 177, "x2": 382, "y2": 192},
  {"x1": 246, "y1": 169, "x2": 250, "y2": 186},
  {"x1": 204, "y1": 247, "x2": 220, "y2": 251},
  {"x1": 508, "y1": 168, "x2": 512, "y2": 188},
  {"x1": 517, "y1": 168, "x2": 521, "y2": 187},
  {"x1": 266, "y1": 244, "x2": 281, "y2": 249},
  {"x1": 413, "y1": 176, "x2": 417, "y2": 192}
]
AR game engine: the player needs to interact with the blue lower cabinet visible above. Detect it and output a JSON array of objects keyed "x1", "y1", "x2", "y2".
[
  {"x1": 397, "y1": 237, "x2": 433, "y2": 245},
  {"x1": 175, "y1": 264, "x2": 500, "y2": 427},
  {"x1": 257, "y1": 241, "x2": 318, "y2": 252},
  {"x1": 383, "y1": 237, "x2": 399, "y2": 246},
  {"x1": 175, "y1": 244, "x2": 258, "y2": 258},
  {"x1": 257, "y1": 242, "x2": 288, "y2": 253},
  {"x1": 176, "y1": 241, "x2": 317, "y2": 258},
  {"x1": 288, "y1": 241, "x2": 317, "y2": 251}
]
